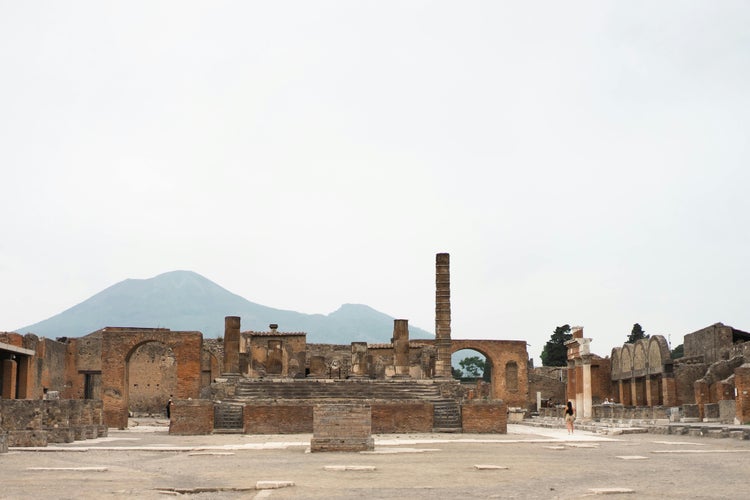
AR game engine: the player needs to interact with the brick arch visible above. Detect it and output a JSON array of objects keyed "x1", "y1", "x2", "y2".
[
  {"x1": 101, "y1": 328, "x2": 203, "y2": 429},
  {"x1": 450, "y1": 340, "x2": 528, "y2": 408}
]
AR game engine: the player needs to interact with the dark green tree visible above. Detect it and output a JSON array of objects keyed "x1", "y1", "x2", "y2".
[
  {"x1": 670, "y1": 344, "x2": 684, "y2": 359},
  {"x1": 541, "y1": 324, "x2": 572, "y2": 366},
  {"x1": 459, "y1": 356, "x2": 485, "y2": 378},
  {"x1": 626, "y1": 323, "x2": 649, "y2": 344},
  {"x1": 451, "y1": 367, "x2": 463, "y2": 379}
]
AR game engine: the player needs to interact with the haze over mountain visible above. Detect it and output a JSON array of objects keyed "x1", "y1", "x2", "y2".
[{"x1": 14, "y1": 271, "x2": 434, "y2": 344}]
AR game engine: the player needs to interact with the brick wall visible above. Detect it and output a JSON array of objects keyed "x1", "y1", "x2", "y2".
[
  {"x1": 245, "y1": 404, "x2": 313, "y2": 434},
  {"x1": 371, "y1": 402, "x2": 433, "y2": 433},
  {"x1": 461, "y1": 401, "x2": 507, "y2": 433}
]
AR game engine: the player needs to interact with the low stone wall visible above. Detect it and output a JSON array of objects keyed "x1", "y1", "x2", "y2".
[
  {"x1": 0, "y1": 431, "x2": 7, "y2": 453},
  {"x1": 0, "y1": 399, "x2": 106, "y2": 447},
  {"x1": 461, "y1": 401, "x2": 507, "y2": 433}
]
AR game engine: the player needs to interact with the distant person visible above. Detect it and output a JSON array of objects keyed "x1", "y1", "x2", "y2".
[
  {"x1": 166, "y1": 395, "x2": 173, "y2": 419},
  {"x1": 565, "y1": 401, "x2": 575, "y2": 434}
]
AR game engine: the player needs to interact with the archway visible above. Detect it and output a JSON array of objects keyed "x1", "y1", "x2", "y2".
[
  {"x1": 100, "y1": 328, "x2": 203, "y2": 429},
  {"x1": 127, "y1": 341, "x2": 178, "y2": 416},
  {"x1": 452, "y1": 348, "x2": 491, "y2": 400},
  {"x1": 450, "y1": 339, "x2": 528, "y2": 408}
]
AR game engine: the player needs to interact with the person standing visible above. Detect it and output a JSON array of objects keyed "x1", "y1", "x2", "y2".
[
  {"x1": 166, "y1": 395, "x2": 173, "y2": 419},
  {"x1": 565, "y1": 401, "x2": 575, "y2": 434}
]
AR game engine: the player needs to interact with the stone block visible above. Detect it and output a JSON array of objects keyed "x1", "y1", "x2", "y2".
[
  {"x1": 46, "y1": 427, "x2": 75, "y2": 443},
  {"x1": 0, "y1": 432, "x2": 7, "y2": 453},
  {"x1": 8, "y1": 430, "x2": 47, "y2": 447},
  {"x1": 311, "y1": 404, "x2": 374, "y2": 452},
  {"x1": 719, "y1": 400, "x2": 736, "y2": 424}
]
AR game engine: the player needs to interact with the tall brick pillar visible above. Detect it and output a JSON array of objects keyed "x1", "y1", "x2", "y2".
[
  {"x1": 1, "y1": 359, "x2": 17, "y2": 399},
  {"x1": 223, "y1": 316, "x2": 241, "y2": 375},
  {"x1": 734, "y1": 364, "x2": 750, "y2": 424},
  {"x1": 392, "y1": 319, "x2": 410, "y2": 378},
  {"x1": 434, "y1": 253, "x2": 452, "y2": 379}
]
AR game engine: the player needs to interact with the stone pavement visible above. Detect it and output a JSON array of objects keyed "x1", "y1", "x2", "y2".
[{"x1": 1, "y1": 419, "x2": 748, "y2": 499}]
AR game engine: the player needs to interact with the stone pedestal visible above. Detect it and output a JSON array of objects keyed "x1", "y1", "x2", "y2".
[{"x1": 311, "y1": 404, "x2": 374, "y2": 452}]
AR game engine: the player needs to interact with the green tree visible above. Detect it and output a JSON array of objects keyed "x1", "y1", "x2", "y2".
[
  {"x1": 626, "y1": 323, "x2": 649, "y2": 344},
  {"x1": 451, "y1": 367, "x2": 464, "y2": 379},
  {"x1": 670, "y1": 344, "x2": 684, "y2": 359},
  {"x1": 459, "y1": 356, "x2": 485, "y2": 378},
  {"x1": 541, "y1": 324, "x2": 572, "y2": 366}
]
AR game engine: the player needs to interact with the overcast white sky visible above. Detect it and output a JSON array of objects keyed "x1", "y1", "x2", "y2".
[{"x1": 2, "y1": 1, "x2": 749, "y2": 363}]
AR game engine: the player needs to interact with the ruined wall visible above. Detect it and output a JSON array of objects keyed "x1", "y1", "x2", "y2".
[
  {"x1": 674, "y1": 360, "x2": 707, "y2": 405},
  {"x1": 528, "y1": 366, "x2": 567, "y2": 410},
  {"x1": 306, "y1": 344, "x2": 352, "y2": 378},
  {"x1": 244, "y1": 332, "x2": 307, "y2": 378},
  {"x1": 684, "y1": 323, "x2": 735, "y2": 364},
  {"x1": 128, "y1": 342, "x2": 178, "y2": 415},
  {"x1": 35, "y1": 338, "x2": 67, "y2": 398},
  {"x1": 590, "y1": 357, "x2": 612, "y2": 405}
]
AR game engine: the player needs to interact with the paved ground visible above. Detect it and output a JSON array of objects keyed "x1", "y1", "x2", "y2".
[{"x1": 1, "y1": 419, "x2": 748, "y2": 499}]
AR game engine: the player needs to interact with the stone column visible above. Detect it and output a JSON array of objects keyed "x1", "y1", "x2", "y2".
[
  {"x1": 350, "y1": 342, "x2": 369, "y2": 378},
  {"x1": 662, "y1": 373, "x2": 677, "y2": 407},
  {"x1": 392, "y1": 320, "x2": 410, "y2": 378},
  {"x1": 582, "y1": 356, "x2": 592, "y2": 419},
  {"x1": 223, "y1": 316, "x2": 241, "y2": 375},
  {"x1": 566, "y1": 359, "x2": 577, "y2": 407},
  {"x1": 434, "y1": 253, "x2": 452, "y2": 379},
  {"x1": 645, "y1": 375, "x2": 653, "y2": 406}
]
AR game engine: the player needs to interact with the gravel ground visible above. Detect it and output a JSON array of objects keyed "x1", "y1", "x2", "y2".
[{"x1": 1, "y1": 421, "x2": 748, "y2": 499}]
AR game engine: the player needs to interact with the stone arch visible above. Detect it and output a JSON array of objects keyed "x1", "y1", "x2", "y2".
[
  {"x1": 633, "y1": 341, "x2": 647, "y2": 374},
  {"x1": 620, "y1": 344, "x2": 634, "y2": 378},
  {"x1": 450, "y1": 339, "x2": 528, "y2": 409},
  {"x1": 647, "y1": 336, "x2": 670, "y2": 375},
  {"x1": 100, "y1": 328, "x2": 203, "y2": 429}
]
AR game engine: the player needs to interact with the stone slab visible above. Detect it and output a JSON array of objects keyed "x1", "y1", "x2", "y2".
[
  {"x1": 589, "y1": 488, "x2": 635, "y2": 494},
  {"x1": 474, "y1": 464, "x2": 509, "y2": 470},
  {"x1": 256, "y1": 480, "x2": 295, "y2": 489},
  {"x1": 324, "y1": 465, "x2": 376, "y2": 471}
]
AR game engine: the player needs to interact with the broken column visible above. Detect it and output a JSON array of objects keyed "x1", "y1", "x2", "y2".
[
  {"x1": 350, "y1": 342, "x2": 369, "y2": 378},
  {"x1": 434, "y1": 253, "x2": 452, "y2": 379},
  {"x1": 392, "y1": 319, "x2": 410, "y2": 378},
  {"x1": 223, "y1": 316, "x2": 241, "y2": 375}
]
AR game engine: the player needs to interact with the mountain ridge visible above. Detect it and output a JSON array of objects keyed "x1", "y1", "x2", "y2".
[{"x1": 14, "y1": 270, "x2": 434, "y2": 344}]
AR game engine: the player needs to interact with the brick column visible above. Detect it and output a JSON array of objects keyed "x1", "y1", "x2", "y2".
[
  {"x1": 1, "y1": 359, "x2": 17, "y2": 399},
  {"x1": 662, "y1": 373, "x2": 677, "y2": 407},
  {"x1": 735, "y1": 364, "x2": 750, "y2": 424},
  {"x1": 434, "y1": 253, "x2": 452, "y2": 379},
  {"x1": 223, "y1": 316, "x2": 241, "y2": 374}
]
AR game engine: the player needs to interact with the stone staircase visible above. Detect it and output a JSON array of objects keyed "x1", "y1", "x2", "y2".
[
  {"x1": 213, "y1": 403, "x2": 244, "y2": 433},
  {"x1": 233, "y1": 379, "x2": 443, "y2": 401},
  {"x1": 432, "y1": 399, "x2": 462, "y2": 432}
]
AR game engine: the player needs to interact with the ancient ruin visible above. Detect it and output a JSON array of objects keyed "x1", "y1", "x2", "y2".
[
  {"x1": 1, "y1": 253, "x2": 527, "y2": 448},
  {"x1": 5, "y1": 253, "x2": 750, "y2": 451}
]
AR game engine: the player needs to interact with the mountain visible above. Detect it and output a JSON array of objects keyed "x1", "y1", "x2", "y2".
[{"x1": 14, "y1": 270, "x2": 434, "y2": 344}]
